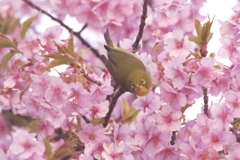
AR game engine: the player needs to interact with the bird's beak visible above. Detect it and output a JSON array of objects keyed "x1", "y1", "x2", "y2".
[{"x1": 135, "y1": 85, "x2": 140, "y2": 89}]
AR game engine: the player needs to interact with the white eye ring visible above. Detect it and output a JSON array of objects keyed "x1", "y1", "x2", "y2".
[
  {"x1": 131, "y1": 83, "x2": 135, "y2": 88},
  {"x1": 141, "y1": 79, "x2": 145, "y2": 84}
]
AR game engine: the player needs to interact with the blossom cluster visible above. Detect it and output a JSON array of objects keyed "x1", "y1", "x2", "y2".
[{"x1": 0, "y1": 0, "x2": 240, "y2": 159}]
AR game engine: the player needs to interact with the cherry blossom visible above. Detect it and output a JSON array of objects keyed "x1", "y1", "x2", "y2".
[
  {"x1": 164, "y1": 30, "x2": 190, "y2": 58},
  {"x1": 78, "y1": 123, "x2": 108, "y2": 145},
  {"x1": 17, "y1": 36, "x2": 40, "y2": 59},
  {"x1": 9, "y1": 129, "x2": 45, "y2": 160},
  {"x1": 191, "y1": 57, "x2": 217, "y2": 88},
  {"x1": 160, "y1": 82, "x2": 187, "y2": 109},
  {"x1": 156, "y1": 104, "x2": 181, "y2": 132},
  {"x1": 132, "y1": 91, "x2": 161, "y2": 112}
]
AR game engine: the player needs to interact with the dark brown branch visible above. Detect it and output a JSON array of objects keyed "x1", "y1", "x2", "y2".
[
  {"x1": 170, "y1": 131, "x2": 177, "y2": 145},
  {"x1": 103, "y1": 87, "x2": 125, "y2": 127},
  {"x1": 203, "y1": 87, "x2": 209, "y2": 116},
  {"x1": 132, "y1": 0, "x2": 149, "y2": 52},
  {"x1": 230, "y1": 127, "x2": 240, "y2": 143},
  {"x1": 22, "y1": 0, "x2": 105, "y2": 64}
]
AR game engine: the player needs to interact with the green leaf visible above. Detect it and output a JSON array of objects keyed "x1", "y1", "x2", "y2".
[
  {"x1": 78, "y1": 47, "x2": 91, "y2": 56},
  {"x1": 1, "y1": 52, "x2": 16, "y2": 69},
  {"x1": 47, "y1": 59, "x2": 68, "y2": 70},
  {"x1": 121, "y1": 97, "x2": 139, "y2": 124},
  {"x1": 201, "y1": 16, "x2": 215, "y2": 42},
  {"x1": 43, "y1": 138, "x2": 52, "y2": 159},
  {"x1": 194, "y1": 18, "x2": 202, "y2": 38},
  {"x1": 0, "y1": 34, "x2": 16, "y2": 48},
  {"x1": 20, "y1": 13, "x2": 39, "y2": 39},
  {"x1": 54, "y1": 41, "x2": 68, "y2": 54},
  {"x1": 91, "y1": 118, "x2": 105, "y2": 126},
  {"x1": 7, "y1": 18, "x2": 20, "y2": 34},
  {"x1": 188, "y1": 36, "x2": 202, "y2": 45},
  {"x1": 67, "y1": 32, "x2": 74, "y2": 56},
  {"x1": 53, "y1": 145, "x2": 70, "y2": 159}
]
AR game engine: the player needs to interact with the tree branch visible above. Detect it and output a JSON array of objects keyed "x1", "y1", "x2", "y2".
[
  {"x1": 132, "y1": 0, "x2": 149, "y2": 52},
  {"x1": 22, "y1": 0, "x2": 106, "y2": 65},
  {"x1": 203, "y1": 87, "x2": 209, "y2": 116},
  {"x1": 103, "y1": 87, "x2": 125, "y2": 127},
  {"x1": 170, "y1": 131, "x2": 177, "y2": 145}
]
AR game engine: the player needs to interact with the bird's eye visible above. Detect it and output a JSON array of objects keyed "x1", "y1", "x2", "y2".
[
  {"x1": 141, "y1": 79, "x2": 145, "y2": 84},
  {"x1": 131, "y1": 83, "x2": 135, "y2": 88}
]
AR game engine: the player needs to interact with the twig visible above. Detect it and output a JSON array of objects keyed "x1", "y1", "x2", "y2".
[
  {"x1": 170, "y1": 131, "x2": 177, "y2": 145},
  {"x1": 203, "y1": 87, "x2": 209, "y2": 116},
  {"x1": 22, "y1": 0, "x2": 105, "y2": 64},
  {"x1": 132, "y1": 0, "x2": 149, "y2": 52},
  {"x1": 103, "y1": 87, "x2": 125, "y2": 127},
  {"x1": 230, "y1": 127, "x2": 240, "y2": 143},
  {"x1": 80, "y1": 69, "x2": 102, "y2": 86}
]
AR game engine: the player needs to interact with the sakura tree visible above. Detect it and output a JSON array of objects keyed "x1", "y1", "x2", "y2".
[{"x1": 0, "y1": 0, "x2": 240, "y2": 159}]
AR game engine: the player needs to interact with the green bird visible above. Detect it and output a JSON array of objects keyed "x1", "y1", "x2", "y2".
[{"x1": 104, "y1": 29, "x2": 152, "y2": 96}]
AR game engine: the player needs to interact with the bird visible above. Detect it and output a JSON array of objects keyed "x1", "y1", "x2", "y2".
[{"x1": 103, "y1": 29, "x2": 151, "y2": 96}]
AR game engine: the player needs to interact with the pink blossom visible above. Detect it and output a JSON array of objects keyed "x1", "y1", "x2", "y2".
[
  {"x1": 223, "y1": 90, "x2": 240, "y2": 117},
  {"x1": 152, "y1": 29, "x2": 172, "y2": 43},
  {"x1": 40, "y1": 25, "x2": 62, "y2": 52},
  {"x1": 181, "y1": 85, "x2": 203, "y2": 102},
  {"x1": 219, "y1": 21, "x2": 238, "y2": 39},
  {"x1": 156, "y1": 105, "x2": 181, "y2": 132},
  {"x1": 191, "y1": 57, "x2": 217, "y2": 87},
  {"x1": 37, "y1": 120, "x2": 54, "y2": 137},
  {"x1": 78, "y1": 124, "x2": 107, "y2": 144},
  {"x1": 164, "y1": 31, "x2": 190, "y2": 58},
  {"x1": 154, "y1": 146, "x2": 181, "y2": 160},
  {"x1": 218, "y1": 37, "x2": 240, "y2": 62},
  {"x1": 143, "y1": 126, "x2": 171, "y2": 156},
  {"x1": 185, "y1": 60, "x2": 200, "y2": 72},
  {"x1": 17, "y1": 37, "x2": 40, "y2": 59},
  {"x1": 79, "y1": 154, "x2": 94, "y2": 160},
  {"x1": 128, "y1": 119, "x2": 156, "y2": 148},
  {"x1": 86, "y1": 100, "x2": 109, "y2": 118},
  {"x1": 201, "y1": 130, "x2": 233, "y2": 151},
  {"x1": 3, "y1": 70, "x2": 23, "y2": 88},
  {"x1": 74, "y1": 1, "x2": 102, "y2": 28},
  {"x1": 9, "y1": 129, "x2": 45, "y2": 159},
  {"x1": 90, "y1": 82, "x2": 113, "y2": 103},
  {"x1": 191, "y1": 114, "x2": 213, "y2": 136},
  {"x1": 113, "y1": 124, "x2": 130, "y2": 144},
  {"x1": 62, "y1": 101, "x2": 86, "y2": 116},
  {"x1": 45, "y1": 76, "x2": 70, "y2": 106},
  {"x1": 22, "y1": 94, "x2": 60, "y2": 120},
  {"x1": 155, "y1": 0, "x2": 188, "y2": 17},
  {"x1": 209, "y1": 67, "x2": 231, "y2": 96},
  {"x1": 67, "y1": 82, "x2": 90, "y2": 106},
  {"x1": 194, "y1": 147, "x2": 225, "y2": 160},
  {"x1": 228, "y1": 143, "x2": 240, "y2": 160},
  {"x1": 40, "y1": 25, "x2": 63, "y2": 45},
  {"x1": 132, "y1": 91, "x2": 161, "y2": 112},
  {"x1": 210, "y1": 103, "x2": 234, "y2": 130},
  {"x1": 30, "y1": 72, "x2": 51, "y2": 96},
  {"x1": 160, "y1": 82, "x2": 187, "y2": 109},
  {"x1": 0, "y1": 88, "x2": 20, "y2": 109},
  {"x1": 62, "y1": 117, "x2": 77, "y2": 131},
  {"x1": 102, "y1": 141, "x2": 134, "y2": 160},
  {"x1": 230, "y1": 63, "x2": 240, "y2": 88},
  {"x1": 179, "y1": 143, "x2": 195, "y2": 158},
  {"x1": 164, "y1": 57, "x2": 188, "y2": 89}
]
